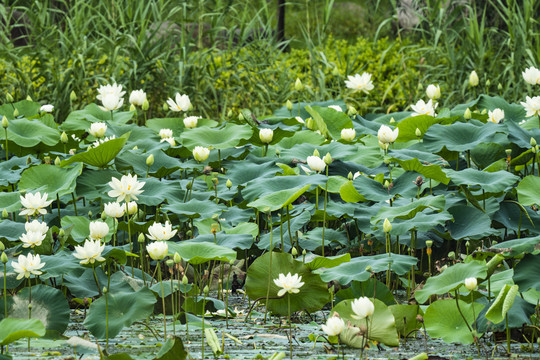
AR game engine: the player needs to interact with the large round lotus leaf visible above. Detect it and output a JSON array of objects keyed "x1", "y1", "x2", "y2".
[
  {"x1": 489, "y1": 235, "x2": 540, "y2": 257},
  {"x1": 257, "y1": 209, "x2": 312, "y2": 251},
  {"x1": 247, "y1": 184, "x2": 311, "y2": 212},
  {"x1": 302, "y1": 253, "x2": 351, "y2": 271},
  {"x1": 414, "y1": 261, "x2": 488, "y2": 304},
  {"x1": 333, "y1": 298, "x2": 399, "y2": 347},
  {"x1": 61, "y1": 216, "x2": 115, "y2": 243},
  {"x1": 134, "y1": 178, "x2": 184, "y2": 206},
  {"x1": 0, "y1": 100, "x2": 40, "y2": 119},
  {"x1": 40, "y1": 251, "x2": 81, "y2": 279},
  {"x1": 278, "y1": 141, "x2": 358, "y2": 164},
  {"x1": 0, "y1": 155, "x2": 40, "y2": 186},
  {"x1": 146, "y1": 117, "x2": 217, "y2": 135},
  {"x1": 115, "y1": 149, "x2": 180, "y2": 178},
  {"x1": 19, "y1": 163, "x2": 83, "y2": 198},
  {"x1": 244, "y1": 252, "x2": 329, "y2": 315},
  {"x1": 242, "y1": 174, "x2": 325, "y2": 203},
  {"x1": 423, "y1": 121, "x2": 498, "y2": 153},
  {"x1": 389, "y1": 304, "x2": 422, "y2": 337},
  {"x1": 273, "y1": 100, "x2": 345, "y2": 118},
  {"x1": 424, "y1": 299, "x2": 484, "y2": 344},
  {"x1": 60, "y1": 134, "x2": 128, "y2": 168},
  {"x1": 163, "y1": 198, "x2": 226, "y2": 219},
  {"x1": 389, "y1": 211, "x2": 454, "y2": 236},
  {"x1": 517, "y1": 175, "x2": 540, "y2": 206},
  {"x1": 446, "y1": 168, "x2": 519, "y2": 193},
  {"x1": 0, "y1": 258, "x2": 24, "y2": 289},
  {"x1": 167, "y1": 241, "x2": 236, "y2": 265},
  {"x1": 395, "y1": 114, "x2": 444, "y2": 142},
  {"x1": 514, "y1": 254, "x2": 540, "y2": 292},
  {"x1": 476, "y1": 95, "x2": 526, "y2": 123},
  {"x1": 470, "y1": 143, "x2": 507, "y2": 169},
  {"x1": 477, "y1": 295, "x2": 534, "y2": 332},
  {"x1": 447, "y1": 205, "x2": 496, "y2": 240},
  {"x1": 389, "y1": 157, "x2": 450, "y2": 184},
  {"x1": 225, "y1": 160, "x2": 277, "y2": 186},
  {"x1": 371, "y1": 195, "x2": 445, "y2": 225},
  {"x1": 316, "y1": 254, "x2": 417, "y2": 285},
  {"x1": 0, "y1": 318, "x2": 45, "y2": 346},
  {"x1": 0, "y1": 285, "x2": 70, "y2": 336},
  {"x1": 0, "y1": 192, "x2": 21, "y2": 212},
  {"x1": 0, "y1": 118, "x2": 59, "y2": 147},
  {"x1": 84, "y1": 287, "x2": 156, "y2": 339},
  {"x1": 180, "y1": 122, "x2": 253, "y2": 149},
  {"x1": 275, "y1": 130, "x2": 326, "y2": 149},
  {"x1": 305, "y1": 105, "x2": 353, "y2": 140},
  {"x1": 183, "y1": 232, "x2": 253, "y2": 250},
  {"x1": 354, "y1": 172, "x2": 421, "y2": 202},
  {"x1": 76, "y1": 168, "x2": 121, "y2": 200},
  {"x1": 61, "y1": 104, "x2": 134, "y2": 132}
]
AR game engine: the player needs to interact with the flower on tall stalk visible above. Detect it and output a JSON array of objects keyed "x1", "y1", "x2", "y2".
[
  {"x1": 183, "y1": 116, "x2": 200, "y2": 129},
  {"x1": 341, "y1": 128, "x2": 356, "y2": 141},
  {"x1": 100, "y1": 93, "x2": 124, "y2": 111},
  {"x1": 159, "y1": 128, "x2": 173, "y2": 139},
  {"x1": 73, "y1": 239, "x2": 106, "y2": 265},
  {"x1": 127, "y1": 201, "x2": 138, "y2": 215},
  {"x1": 522, "y1": 66, "x2": 540, "y2": 85},
  {"x1": 520, "y1": 96, "x2": 540, "y2": 117},
  {"x1": 89, "y1": 221, "x2": 109, "y2": 241},
  {"x1": 351, "y1": 297, "x2": 374, "y2": 320},
  {"x1": 273, "y1": 272, "x2": 304, "y2": 297},
  {"x1": 19, "y1": 231, "x2": 46, "y2": 248},
  {"x1": 146, "y1": 241, "x2": 168, "y2": 260},
  {"x1": 193, "y1": 146, "x2": 210, "y2": 162},
  {"x1": 469, "y1": 71, "x2": 479, "y2": 87},
  {"x1": 97, "y1": 83, "x2": 126, "y2": 101},
  {"x1": 426, "y1": 84, "x2": 441, "y2": 100},
  {"x1": 411, "y1": 99, "x2": 437, "y2": 117},
  {"x1": 167, "y1": 93, "x2": 191, "y2": 112},
  {"x1": 103, "y1": 202, "x2": 125, "y2": 218},
  {"x1": 40, "y1": 104, "x2": 54, "y2": 113},
  {"x1": 19, "y1": 192, "x2": 53, "y2": 217},
  {"x1": 107, "y1": 174, "x2": 145, "y2": 202},
  {"x1": 464, "y1": 277, "x2": 477, "y2": 291},
  {"x1": 377, "y1": 125, "x2": 399, "y2": 144},
  {"x1": 259, "y1": 128, "x2": 273, "y2": 144},
  {"x1": 25, "y1": 220, "x2": 48, "y2": 235},
  {"x1": 88, "y1": 122, "x2": 107, "y2": 138},
  {"x1": 12, "y1": 253, "x2": 45, "y2": 279},
  {"x1": 345, "y1": 73, "x2": 374, "y2": 94},
  {"x1": 146, "y1": 221, "x2": 177, "y2": 241},
  {"x1": 129, "y1": 90, "x2": 147, "y2": 107},
  {"x1": 321, "y1": 314, "x2": 345, "y2": 336},
  {"x1": 306, "y1": 155, "x2": 326, "y2": 173},
  {"x1": 487, "y1": 108, "x2": 505, "y2": 124}
]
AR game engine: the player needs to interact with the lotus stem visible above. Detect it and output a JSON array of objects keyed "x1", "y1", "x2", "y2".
[
  {"x1": 286, "y1": 206, "x2": 294, "y2": 249},
  {"x1": 264, "y1": 212, "x2": 273, "y2": 323},
  {"x1": 201, "y1": 290, "x2": 206, "y2": 359},
  {"x1": 288, "y1": 293, "x2": 292, "y2": 359},
  {"x1": 157, "y1": 262, "x2": 167, "y2": 339},
  {"x1": 71, "y1": 193, "x2": 78, "y2": 216},
  {"x1": 225, "y1": 263, "x2": 232, "y2": 329},
  {"x1": 92, "y1": 265, "x2": 102, "y2": 296},
  {"x1": 170, "y1": 274, "x2": 175, "y2": 336},
  {"x1": 27, "y1": 278, "x2": 32, "y2": 351},
  {"x1": 105, "y1": 288, "x2": 109, "y2": 348},
  {"x1": 506, "y1": 313, "x2": 511, "y2": 354},
  {"x1": 3, "y1": 261, "x2": 7, "y2": 319},
  {"x1": 56, "y1": 193, "x2": 61, "y2": 223},
  {"x1": 322, "y1": 168, "x2": 328, "y2": 257},
  {"x1": 454, "y1": 290, "x2": 473, "y2": 334},
  {"x1": 125, "y1": 202, "x2": 134, "y2": 277},
  {"x1": 280, "y1": 208, "x2": 284, "y2": 252}
]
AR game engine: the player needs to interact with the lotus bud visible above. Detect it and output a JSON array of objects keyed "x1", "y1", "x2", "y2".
[
  {"x1": 383, "y1": 218, "x2": 392, "y2": 233},
  {"x1": 259, "y1": 128, "x2": 273, "y2": 144},
  {"x1": 226, "y1": 179, "x2": 232, "y2": 189},
  {"x1": 43, "y1": 156, "x2": 51, "y2": 164},
  {"x1": 186, "y1": 230, "x2": 192, "y2": 238},
  {"x1": 286, "y1": 100, "x2": 293, "y2": 111},
  {"x1": 485, "y1": 79, "x2": 491, "y2": 87},
  {"x1": 70, "y1": 90, "x2": 77, "y2": 101},
  {"x1": 182, "y1": 274, "x2": 189, "y2": 285},
  {"x1": 492, "y1": 240, "x2": 497, "y2": 245},
  {"x1": 305, "y1": 117, "x2": 313, "y2": 129},
  {"x1": 389, "y1": 117, "x2": 395, "y2": 124},
  {"x1": 497, "y1": 83, "x2": 503, "y2": 91},
  {"x1": 294, "y1": 78, "x2": 303, "y2": 92},
  {"x1": 138, "y1": 233, "x2": 145, "y2": 243},
  {"x1": 332, "y1": 66, "x2": 340, "y2": 76},
  {"x1": 275, "y1": 149, "x2": 280, "y2": 157},
  {"x1": 365, "y1": 265, "x2": 373, "y2": 273},
  {"x1": 464, "y1": 277, "x2": 477, "y2": 291},
  {"x1": 1, "y1": 252, "x2": 7, "y2": 264},
  {"x1": 1, "y1": 116, "x2": 8, "y2": 129},
  {"x1": 26, "y1": 95, "x2": 32, "y2": 101},
  {"x1": 348, "y1": 172, "x2": 353, "y2": 180},
  {"x1": 531, "y1": 138, "x2": 537, "y2": 147},
  {"x1": 448, "y1": 251, "x2": 455, "y2": 260},
  {"x1": 347, "y1": 105, "x2": 357, "y2": 116},
  {"x1": 6, "y1": 93, "x2": 13, "y2": 103},
  {"x1": 0, "y1": 242, "x2": 4, "y2": 251},
  {"x1": 59, "y1": 229, "x2": 65, "y2": 238},
  {"x1": 101, "y1": 211, "x2": 107, "y2": 220},
  {"x1": 323, "y1": 152, "x2": 332, "y2": 165},
  {"x1": 13, "y1": 108, "x2": 19, "y2": 118},
  {"x1": 415, "y1": 128, "x2": 422, "y2": 137},
  {"x1": 425, "y1": 240, "x2": 433, "y2": 248},
  {"x1": 162, "y1": 102, "x2": 168, "y2": 111},
  {"x1": 313, "y1": 149, "x2": 320, "y2": 157},
  {"x1": 238, "y1": 112, "x2": 245, "y2": 121},
  {"x1": 480, "y1": 109, "x2": 487, "y2": 115},
  {"x1": 174, "y1": 252, "x2": 182, "y2": 264},
  {"x1": 203, "y1": 285, "x2": 209, "y2": 296},
  {"x1": 103, "y1": 287, "x2": 108, "y2": 294},
  {"x1": 28, "y1": 303, "x2": 32, "y2": 311},
  {"x1": 142, "y1": 99, "x2": 149, "y2": 111},
  {"x1": 291, "y1": 247, "x2": 298, "y2": 256},
  {"x1": 2, "y1": 208, "x2": 8, "y2": 219},
  {"x1": 132, "y1": 145, "x2": 138, "y2": 150},
  {"x1": 54, "y1": 156, "x2": 61, "y2": 166},
  {"x1": 465, "y1": 241, "x2": 470, "y2": 249},
  {"x1": 166, "y1": 259, "x2": 174, "y2": 268},
  {"x1": 505, "y1": 149, "x2": 512, "y2": 156},
  {"x1": 146, "y1": 154, "x2": 154, "y2": 167},
  {"x1": 129, "y1": 104, "x2": 136, "y2": 112},
  {"x1": 60, "y1": 131, "x2": 68, "y2": 144},
  {"x1": 87, "y1": 210, "x2": 93, "y2": 219},
  {"x1": 464, "y1": 108, "x2": 472, "y2": 120},
  {"x1": 302, "y1": 249, "x2": 307, "y2": 256},
  {"x1": 383, "y1": 158, "x2": 390, "y2": 165},
  {"x1": 227, "y1": 109, "x2": 233, "y2": 118},
  {"x1": 417, "y1": 83, "x2": 423, "y2": 91},
  {"x1": 383, "y1": 180, "x2": 390, "y2": 189},
  {"x1": 212, "y1": 178, "x2": 219, "y2": 187}
]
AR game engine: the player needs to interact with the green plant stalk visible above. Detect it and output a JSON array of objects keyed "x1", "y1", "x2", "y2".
[
  {"x1": 56, "y1": 194, "x2": 61, "y2": 224},
  {"x1": 4, "y1": 128, "x2": 7, "y2": 161},
  {"x1": 3, "y1": 262, "x2": 7, "y2": 319},
  {"x1": 262, "y1": 144, "x2": 268, "y2": 157},
  {"x1": 286, "y1": 206, "x2": 294, "y2": 249},
  {"x1": 454, "y1": 290, "x2": 473, "y2": 335},
  {"x1": 225, "y1": 264, "x2": 232, "y2": 329},
  {"x1": 202, "y1": 290, "x2": 206, "y2": 359},
  {"x1": 158, "y1": 262, "x2": 167, "y2": 339},
  {"x1": 170, "y1": 275, "x2": 175, "y2": 336},
  {"x1": 322, "y1": 168, "x2": 328, "y2": 257},
  {"x1": 27, "y1": 278, "x2": 31, "y2": 351},
  {"x1": 506, "y1": 313, "x2": 511, "y2": 354},
  {"x1": 92, "y1": 265, "x2": 102, "y2": 296},
  {"x1": 105, "y1": 290, "x2": 109, "y2": 348},
  {"x1": 71, "y1": 193, "x2": 78, "y2": 216},
  {"x1": 264, "y1": 212, "x2": 273, "y2": 323},
  {"x1": 288, "y1": 293, "x2": 292, "y2": 359},
  {"x1": 124, "y1": 202, "x2": 134, "y2": 276},
  {"x1": 214, "y1": 183, "x2": 218, "y2": 205}
]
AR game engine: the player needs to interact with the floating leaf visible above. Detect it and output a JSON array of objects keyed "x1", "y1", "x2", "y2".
[{"x1": 0, "y1": 318, "x2": 45, "y2": 346}]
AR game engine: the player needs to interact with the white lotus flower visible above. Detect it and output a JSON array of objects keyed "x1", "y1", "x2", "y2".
[
  {"x1": 146, "y1": 221, "x2": 177, "y2": 241},
  {"x1": 341, "y1": 128, "x2": 356, "y2": 141},
  {"x1": 377, "y1": 125, "x2": 399, "y2": 144},
  {"x1": 306, "y1": 155, "x2": 326, "y2": 172},
  {"x1": 160, "y1": 137, "x2": 176, "y2": 147},
  {"x1": 259, "y1": 128, "x2": 274, "y2": 144},
  {"x1": 40, "y1": 104, "x2": 54, "y2": 113},
  {"x1": 89, "y1": 221, "x2": 109, "y2": 241},
  {"x1": 25, "y1": 220, "x2": 48, "y2": 235},
  {"x1": 193, "y1": 146, "x2": 210, "y2": 162},
  {"x1": 103, "y1": 202, "x2": 125, "y2": 218},
  {"x1": 108, "y1": 174, "x2": 145, "y2": 202},
  {"x1": 159, "y1": 128, "x2": 173, "y2": 139},
  {"x1": 321, "y1": 315, "x2": 345, "y2": 336},
  {"x1": 520, "y1": 96, "x2": 540, "y2": 117},
  {"x1": 12, "y1": 253, "x2": 45, "y2": 279},
  {"x1": 129, "y1": 90, "x2": 147, "y2": 106},
  {"x1": 167, "y1": 93, "x2": 191, "y2": 112},
  {"x1": 20, "y1": 231, "x2": 46, "y2": 248},
  {"x1": 351, "y1": 297, "x2": 374, "y2": 320},
  {"x1": 426, "y1": 84, "x2": 441, "y2": 100},
  {"x1": 100, "y1": 93, "x2": 124, "y2": 111},
  {"x1": 183, "y1": 116, "x2": 200, "y2": 129},
  {"x1": 411, "y1": 99, "x2": 437, "y2": 117},
  {"x1": 345, "y1": 72, "x2": 374, "y2": 94},
  {"x1": 146, "y1": 241, "x2": 168, "y2": 261},
  {"x1": 127, "y1": 201, "x2": 138, "y2": 215},
  {"x1": 273, "y1": 272, "x2": 304, "y2": 297},
  {"x1": 487, "y1": 108, "x2": 505, "y2": 123},
  {"x1": 88, "y1": 122, "x2": 107, "y2": 138},
  {"x1": 19, "y1": 192, "x2": 53, "y2": 217},
  {"x1": 97, "y1": 83, "x2": 126, "y2": 100},
  {"x1": 328, "y1": 105, "x2": 343, "y2": 112},
  {"x1": 464, "y1": 277, "x2": 477, "y2": 291},
  {"x1": 522, "y1": 66, "x2": 540, "y2": 85},
  {"x1": 73, "y1": 239, "x2": 106, "y2": 265}
]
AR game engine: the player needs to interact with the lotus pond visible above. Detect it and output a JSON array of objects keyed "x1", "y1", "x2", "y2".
[{"x1": 1, "y1": 82, "x2": 540, "y2": 360}]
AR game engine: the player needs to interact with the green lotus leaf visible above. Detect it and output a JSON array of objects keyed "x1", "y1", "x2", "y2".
[
  {"x1": 163, "y1": 198, "x2": 226, "y2": 219},
  {"x1": 489, "y1": 235, "x2": 540, "y2": 257},
  {"x1": 275, "y1": 130, "x2": 326, "y2": 149},
  {"x1": 389, "y1": 304, "x2": 422, "y2": 337},
  {"x1": 0, "y1": 155, "x2": 40, "y2": 186},
  {"x1": 19, "y1": 163, "x2": 83, "y2": 198},
  {"x1": 278, "y1": 141, "x2": 358, "y2": 164},
  {"x1": 180, "y1": 122, "x2": 253, "y2": 149},
  {"x1": 423, "y1": 120, "x2": 499, "y2": 153},
  {"x1": 317, "y1": 254, "x2": 417, "y2": 285},
  {"x1": 470, "y1": 143, "x2": 507, "y2": 169},
  {"x1": 247, "y1": 184, "x2": 310, "y2": 212},
  {"x1": 476, "y1": 95, "x2": 526, "y2": 123},
  {"x1": 514, "y1": 254, "x2": 540, "y2": 292},
  {"x1": 302, "y1": 253, "x2": 351, "y2": 271},
  {"x1": 225, "y1": 160, "x2": 277, "y2": 186},
  {"x1": 155, "y1": 336, "x2": 188, "y2": 360},
  {"x1": 339, "y1": 180, "x2": 366, "y2": 202},
  {"x1": 0, "y1": 192, "x2": 22, "y2": 212},
  {"x1": 395, "y1": 114, "x2": 444, "y2": 142},
  {"x1": 135, "y1": 178, "x2": 184, "y2": 207},
  {"x1": 306, "y1": 105, "x2": 353, "y2": 140},
  {"x1": 390, "y1": 157, "x2": 450, "y2": 184},
  {"x1": 485, "y1": 284, "x2": 519, "y2": 324},
  {"x1": 61, "y1": 216, "x2": 115, "y2": 243},
  {"x1": 84, "y1": 287, "x2": 156, "y2": 339},
  {"x1": 0, "y1": 220, "x2": 25, "y2": 242},
  {"x1": 335, "y1": 278, "x2": 394, "y2": 305},
  {"x1": 354, "y1": 172, "x2": 422, "y2": 202},
  {"x1": 115, "y1": 149, "x2": 180, "y2": 178},
  {"x1": 167, "y1": 241, "x2": 236, "y2": 265},
  {"x1": 424, "y1": 299, "x2": 484, "y2": 344},
  {"x1": 60, "y1": 133, "x2": 129, "y2": 168},
  {"x1": 414, "y1": 261, "x2": 488, "y2": 304},
  {"x1": 183, "y1": 232, "x2": 253, "y2": 250},
  {"x1": 0, "y1": 318, "x2": 45, "y2": 346},
  {"x1": 40, "y1": 251, "x2": 81, "y2": 280},
  {"x1": 0, "y1": 118, "x2": 59, "y2": 147},
  {"x1": 333, "y1": 298, "x2": 399, "y2": 347},
  {"x1": 146, "y1": 117, "x2": 218, "y2": 136},
  {"x1": 257, "y1": 210, "x2": 312, "y2": 251},
  {"x1": 477, "y1": 295, "x2": 534, "y2": 333},
  {"x1": 61, "y1": 104, "x2": 134, "y2": 132},
  {"x1": 372, "y1": 195, "x2": 445, "y2": 225},
  {"x1": 389, "y1": 211, "x2": 454, "y2": 235},
  {"x1": 447, "y1": 205, "x2": 497, "y2": 240},
  {"x1": 0, "y1": 100, "x2": 40, "y2": 119},
  {"x1": 517, "y1": 175, "x2": 540, "y2": 206},
  {"x1": 446, "y1": 168, "x2": 519, "y2": 193},
  {"x1": 242, "y1": 174, "x2": 325, "y2": 203},
  {"x1": 244, "y1": 252, "x2": 329, "y2": 315}
]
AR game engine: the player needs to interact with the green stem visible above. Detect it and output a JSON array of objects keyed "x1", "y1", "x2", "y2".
[
  {"x1": 288, "y1": 294, "x2": 292, "y2": 359},
  {"x1": 202, "y1": 290, "x2": 206, "y2": 359},
  {"x1": 92, "y1": 265, "x2": 102, "y2": 296},
  {"x1": 158, "y1": 263, "x2": 167, "y2": 339},
  {"x1": 170, "y1": 275, "x2": 175, "y2": 336},
  {"x1": 322, "y1": 167, "x2": 328, "y2": 257},
  {"x1": 56, "y1": 193, "x2": 61, "y2": 223},
  {"x1": 27, "y1": 278, "x2": 32, "y2": 351},
  {"x1": 125, "y1": 202, "x2": 133, "y2": 277},
  {"x1": 4, "y1": 128, "x2": 8, "y2": 161},
  {"x1": 105, "y1": 290, "x2": 109, "y2": 348},
  {"x1": 264, "y1": 212, "x2": 273, "y2": 323},
  {"x1": 506, "y1": 313, "x2": 511, "y2": 354},
  {"x1": 286, "y1": 206, "x2": 294, "y2": 249},
  {"x1": 3, "y1": 262, "x2": 7, "y2": 319},
  {"x1": 71, "y1": 193, "x2": 78, "y2": 216},
  {"x1": 454, "y1": 290, "x2": 473, "y2": 333}
]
